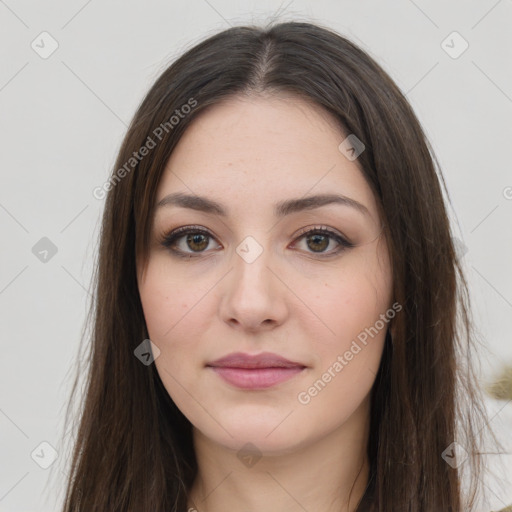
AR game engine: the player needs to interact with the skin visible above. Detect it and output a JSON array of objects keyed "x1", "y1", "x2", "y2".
[{"x1": 137, "y1": 94, "x2": 394, "y2": 512}]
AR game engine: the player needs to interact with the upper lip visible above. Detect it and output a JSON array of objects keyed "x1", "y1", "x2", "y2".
[{"x1": 207, "y1": 352, "x2": 306, "y2": 369}]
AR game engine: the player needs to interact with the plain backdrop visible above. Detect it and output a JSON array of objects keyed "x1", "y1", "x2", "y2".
[{"x1": 0, "y1": 1, "x2": 511, "y2": 510}]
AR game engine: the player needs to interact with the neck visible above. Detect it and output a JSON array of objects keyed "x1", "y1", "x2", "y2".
[{"x1": 187, "y1": 395, "x2": 372, "y2": 512}]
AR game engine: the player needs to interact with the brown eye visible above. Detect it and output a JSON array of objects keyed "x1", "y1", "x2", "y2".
[
  {"x1": 185, "y1": 233, "x2": 209, "y2": 252},
  {"x1": 160, "y1": 225, "x2": 353, "y2": 259},
  {"x1": 160, "y1": 226, "x2": 221, "y2": 257},
  {"x1": 292, "y1": 226, "x2": 354, "y2": 257},
  {"x1": 305, "y1": 233, "x2": 330, "y2": 253}
]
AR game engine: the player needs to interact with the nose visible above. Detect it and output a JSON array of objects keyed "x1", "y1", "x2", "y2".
[{"x1": 218, "y1": 240, "x2": 289, "y2": 333}]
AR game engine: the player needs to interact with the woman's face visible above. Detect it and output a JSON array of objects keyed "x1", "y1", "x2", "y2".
[{"x1": 137, "y1": 94, "x2": 394, "y2": 454}]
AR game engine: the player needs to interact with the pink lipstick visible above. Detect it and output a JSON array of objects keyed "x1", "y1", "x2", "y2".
[{"x1": 207, "y1": 352, "x2": 306, "y2": 389}]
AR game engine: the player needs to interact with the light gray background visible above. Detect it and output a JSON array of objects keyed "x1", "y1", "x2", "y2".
[{"x1": 1, "y1": 1, "x2": 511, "y2": 510}]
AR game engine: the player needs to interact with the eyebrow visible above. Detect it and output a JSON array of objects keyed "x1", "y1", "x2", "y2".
[{"x1": 156, "y1": 192, "x2": 370, "y2": 217}]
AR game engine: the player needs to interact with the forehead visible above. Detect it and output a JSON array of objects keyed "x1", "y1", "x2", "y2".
[
  {"x1": 155, "y1": 94, "x2": 380, "y2": 223},
  {"x1": 166, "y1": 93, "x2": 344, "y2": 169}
]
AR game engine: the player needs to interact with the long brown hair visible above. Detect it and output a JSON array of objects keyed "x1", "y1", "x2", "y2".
[{"x1": 59, "y1": 20, "x2": 495, "y2": 511}]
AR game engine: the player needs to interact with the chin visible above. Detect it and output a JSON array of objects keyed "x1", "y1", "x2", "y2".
[{"x1": 195, "y1": 413, "x2": 309, "y2": 455}]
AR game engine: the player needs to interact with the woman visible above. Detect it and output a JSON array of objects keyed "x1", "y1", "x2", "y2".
[{"x1": 60, "y1": 21, "x2": 502, "y2": 511}]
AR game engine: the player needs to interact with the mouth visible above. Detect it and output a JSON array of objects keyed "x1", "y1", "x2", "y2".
[{"x1": 206, "y1": 352, "x2": 307, "y2": 389}]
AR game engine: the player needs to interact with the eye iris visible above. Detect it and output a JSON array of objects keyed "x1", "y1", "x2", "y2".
[
  {"x1": 186, "y1": 233, "x2": 208, "y2": 251},
  {"x1": 307, "y1": 233, "x2": 329, "y2": 252}
]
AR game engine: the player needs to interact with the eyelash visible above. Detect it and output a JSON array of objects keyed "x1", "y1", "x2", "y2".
[{"x1": 159, "y1": 224, "x2": 354, "y2": 259}]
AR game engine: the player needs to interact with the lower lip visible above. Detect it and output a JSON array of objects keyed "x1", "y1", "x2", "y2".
[{"x1": 209, "y1": 366, "x2": 305, "y2": 389}]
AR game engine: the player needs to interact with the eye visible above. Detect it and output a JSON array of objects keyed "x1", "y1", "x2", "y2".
[
  {"x1": 159, "y1": 225, "x2": 353, "y2": 258},
  {"x1": 160, "y1": 225, "x2": 221, "y2": 258},
  {"x1": 290, "y1": 226, "x2": 353, "y2": 256}
]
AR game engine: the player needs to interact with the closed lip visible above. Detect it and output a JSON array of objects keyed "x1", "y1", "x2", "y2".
[{"x1": 206, "y1": 352, "x2": 306, "y2": 369}]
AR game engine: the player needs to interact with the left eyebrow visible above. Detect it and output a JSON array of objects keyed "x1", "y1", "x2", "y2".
[
  {"x1": 274, "y1": 193, "x2": 370, "y2": 218},
  {"x1": 156, "y1": 192, "x2": 370, "y2": 218}
]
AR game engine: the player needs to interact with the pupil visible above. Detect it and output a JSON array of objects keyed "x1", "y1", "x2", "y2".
[
  {"x1": 187, "y1": 233, "x2": 208, "y2": 251},
  {"x1": 308, "y1": 234, "x2": 328, "y2": 252}
]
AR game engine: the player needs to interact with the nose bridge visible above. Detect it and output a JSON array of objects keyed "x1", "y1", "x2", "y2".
[
  {"x1": 219, "y1": 232, "x2": 286, "y2": 330},
  {"x1": 232, "y1": 234, "x2": 273, "y2": 292}
]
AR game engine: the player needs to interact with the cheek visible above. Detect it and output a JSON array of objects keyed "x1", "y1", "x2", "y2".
[
  {"x1": 139, "y1": 273, "x2": 226, "y2": 436},
  {"x1": 301, "y1": 248, "x2": 392, "y2": 393},
  {"x1": 309, "y1": 255, "x2": 392, "y2": 345},
  {"x1": 296, "y1": 275, "x2": 390, "y2": 429},
  {"x1": 307, "y1": 285, "x2": 388, "y2": 391},
  {"x1": 138, "y1": 258, "x2": 219, "y2": 393},
  {"x1": 139, "y1": 260, "x2": 210, "y2": 343}
]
